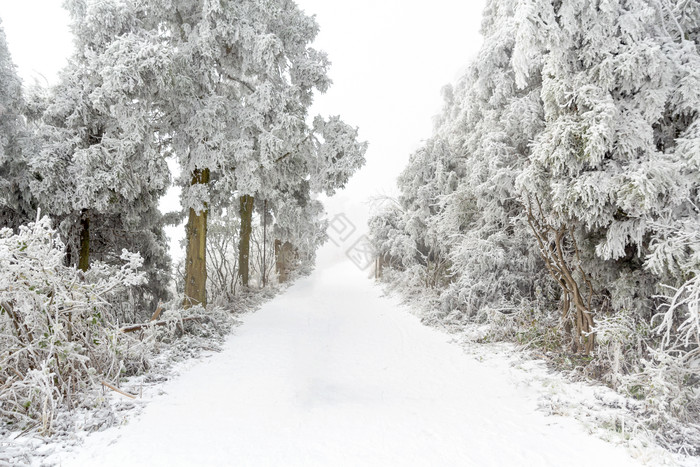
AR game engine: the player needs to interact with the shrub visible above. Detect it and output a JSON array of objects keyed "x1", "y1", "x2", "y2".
[{"x1": 0, "y1": 217, "x2": 147, "y2": 432}]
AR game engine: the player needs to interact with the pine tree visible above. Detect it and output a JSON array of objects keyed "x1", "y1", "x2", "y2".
[
  {"x1": 0, "y1": 19, "x2": 33, "y2": 228},
  {"x1": 27, "y1": 0, "x2": 171, "y2": 311}
]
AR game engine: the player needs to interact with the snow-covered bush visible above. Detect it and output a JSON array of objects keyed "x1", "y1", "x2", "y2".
[
  {"x1": 0, "y1": 217, "x2": 148, "y2": 432},
  {"x1": 633, "y1": 219, "x2": 700, "y2": 452},
  {"x1": 622, "y1": 344, "x2": 700, "y2": 454},
  {"x1": 656, "y1": 274, "x2": 700, "y2": 359},
  {"x1": 648, "y1": 220, "x2": 700, "y2": 356}
]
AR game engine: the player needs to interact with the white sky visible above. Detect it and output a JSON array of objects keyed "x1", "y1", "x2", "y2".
[
  {"x1": 294, "y1": 0, "x2": 486, "y2": 231},
  {"x1": 0, "y1": 2, "x2": 73, "y2": 87},
  {"x1": 0, "y1": 0, "x2": 486, "y2": 259}
]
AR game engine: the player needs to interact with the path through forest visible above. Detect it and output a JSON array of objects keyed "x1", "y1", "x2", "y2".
[{"x1": 57, "y1": 245, "x2": 642, "y2": 466}]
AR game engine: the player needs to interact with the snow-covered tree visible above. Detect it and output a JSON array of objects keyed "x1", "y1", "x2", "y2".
[
  {"x1": 0, "y1": 20, "x2": 33, "y2": 229},
  {"x1": 440, "y1": 0, "x2": 549, "y2": 321},
  {"x1": 516, "y1": 0, "x2": 700, "y2": 352},
  {"x1": 371, "y1": 0, "x2": 549, "y2": 323},
  {"x1": 96, "y1": 0, "x2": 365, "y2": 305},
  {"x1": 241, "y1": 114, "x2": 365, "y2": 287},
  {"x1": 268, "y1": 183, "x2": 329, "y2": 271},
  {"x1": 26, "y1": 0, "x2": 171, "y2": 310}
]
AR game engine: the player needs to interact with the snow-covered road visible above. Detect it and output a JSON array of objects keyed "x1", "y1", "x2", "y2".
[{"x1": 58, "y1": 247, "x2": 642, "y2": 466}]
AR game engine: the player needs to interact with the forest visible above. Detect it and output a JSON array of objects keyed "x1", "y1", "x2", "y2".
[
  {"x1": 0, "y1": 0, "x2": 365, "y2": 436},
  {"x1": 369, "y1": 0, "x2": 700, "y2": 454}
]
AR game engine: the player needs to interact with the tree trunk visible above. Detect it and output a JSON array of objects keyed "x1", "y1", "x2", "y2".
[
  {"x1": 525, "y1": 195, "x2": 596, "y2": 354},
  {"x1": 375, "y1": 254, "x2": 386, "y2": 280},
  {"x1": 78, "y1": 209, "x2": 90, "y2": 272},
  {"x1": 238, "y1": 194, "x2": 254, "y2": 287},
  {"x1": 184, "y1": 168, "x2": 210, "y2": 308},
  {"x1": 275, "y1": 240, "x2": 294, "y2": 283},
  {"x1": 262, "y1": 199, "x2": 267, "y2": 287},
  {"x1": 274, "y1": 239, "x2": 282, "y2": 280}
]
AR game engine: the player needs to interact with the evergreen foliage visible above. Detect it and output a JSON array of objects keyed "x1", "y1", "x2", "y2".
[
  {"x1": 0, "y1": 20, "x2": 33, "y2": 228},
  {"x1": 370, "y1": 0, "x2": 700, "y2": 450}
]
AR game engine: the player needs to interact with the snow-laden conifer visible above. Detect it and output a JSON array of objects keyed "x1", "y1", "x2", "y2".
[
  {"x1": 0, "y1": 20, "x2": 33, "y2": 228},
  {"x1": 371, "y1": 0, "x2": 700, "y2": 449},
  {"x1": 26, "y1": 0, "x2": 171, "y2": 310}
]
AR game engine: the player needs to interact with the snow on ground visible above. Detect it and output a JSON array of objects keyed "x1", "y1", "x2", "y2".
[{"x1": 47, "y1": 245, "x2": 687, "y2": 466}]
